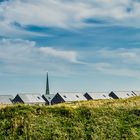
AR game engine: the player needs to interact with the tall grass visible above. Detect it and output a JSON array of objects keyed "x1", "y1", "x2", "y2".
[{"x1": 0, "y1": 96, "x2": 140, "y2": 140}]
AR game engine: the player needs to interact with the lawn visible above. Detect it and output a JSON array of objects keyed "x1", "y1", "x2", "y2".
[{"x1": 0, "y1": 96, "x2": 140, "y2": 140}]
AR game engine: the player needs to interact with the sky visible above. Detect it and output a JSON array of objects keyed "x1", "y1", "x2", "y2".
[{"x1": 1, "y1": 0, "x2": 140, "y2": 95}]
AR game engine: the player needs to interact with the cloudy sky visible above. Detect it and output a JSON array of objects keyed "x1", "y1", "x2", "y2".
[{"x1": 1, "y1": 0, "x2": 140, "y2": 95}]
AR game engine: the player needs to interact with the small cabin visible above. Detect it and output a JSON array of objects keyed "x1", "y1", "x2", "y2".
[
  {"x1": 13, "y1": 93, "x2": 46, "y2": 104},
  {"x1": 109, "y1": 91, "x2": 136, "y2": 99},
  {"x1": 84, "y1": 92, "x2": 112, "y2": 100},
  {"x1": 132, "y1": 91, "x2": 140, "y2": 96},
  {"x1": 51, "y1": 92, "x2": 87, "y2": 105}
]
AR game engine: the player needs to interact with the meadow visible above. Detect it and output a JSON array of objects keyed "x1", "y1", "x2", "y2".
[{"x1": 0, "y1": 96, "x2": 140, "y2": 140}]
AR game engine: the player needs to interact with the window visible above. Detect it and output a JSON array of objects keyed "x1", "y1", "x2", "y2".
[
  {"x1": 63, "y1": 96, "x2": 67, "y2": 98},
  {"x1": 76, "y1": 95, "x2": 79, "y2": 98},
  {"x1": 37, "y1": 97, "x2": 41, "y2": 99}
]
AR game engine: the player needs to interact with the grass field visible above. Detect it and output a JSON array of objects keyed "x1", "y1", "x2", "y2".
[{"x1": 0, "y1": 96, "x2": 140, "y2": 140}]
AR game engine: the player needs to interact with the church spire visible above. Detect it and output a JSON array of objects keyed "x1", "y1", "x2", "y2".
[{"x1": 45, "y1": 72, "x2": 50, "y2": 95}]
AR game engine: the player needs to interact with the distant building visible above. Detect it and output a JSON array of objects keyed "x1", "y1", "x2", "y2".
[
  {"x1": 42, "y1": 94, "x2": 56, "y2": 105},
  {"x1": 132, "y1": 91, "x2": 140, "y2": 96},
  {"x1": 13, "y1": 93, "x2": 46, "y2": 104},
  {"x1": 84, "y1": 92, "x2": 112, "y2": 100},
  {"x1": 51, "y1": 92, "x2": 87, "y2": 105},
  {"x1": 0, "y1": 95, "x2": 13, "y2": 104},
  {"x1": 109, "y1": 91, "x2": 136, "y2": 99}
]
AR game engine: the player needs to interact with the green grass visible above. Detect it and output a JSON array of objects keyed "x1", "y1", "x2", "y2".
[{"x1": 0, "y1": 96, "x2": 140, "y2": 140}]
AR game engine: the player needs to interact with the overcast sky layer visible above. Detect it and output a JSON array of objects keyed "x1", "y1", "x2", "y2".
[{"x1": 1, "y1": 0, "x2": 140, "y2": 94}]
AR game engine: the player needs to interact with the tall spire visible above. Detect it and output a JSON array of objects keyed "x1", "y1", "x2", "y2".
[{"x1": 45, "y1": 72, "x2": 50, "y2": 95}]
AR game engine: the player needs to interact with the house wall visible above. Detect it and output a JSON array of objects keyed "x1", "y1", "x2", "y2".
[
  {"x1": 42, "y1": 95, "x2": 49, "y2": 105},
  {"x1": 109, "y1": 92, "x2": 119, "y2": 99},
  {"x1": 84, "y1": 93, "x2": 93, "y2": 100},
  {"x1": 51, "y1": 93, "x2": 65, "y2": 105},
  {"x1": 13, "y1": 95, "x2": 24, "y2": 103}
]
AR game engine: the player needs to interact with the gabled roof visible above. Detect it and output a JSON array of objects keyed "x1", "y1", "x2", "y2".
[
  {"x1": 42, "y1": 94, "x2": 55, "y2": 103},
  {"x1": 57, "y1": 92, "x2": 87, "y2": 102},
  {"x1": 0, "y1": 95, "x2": 13, "y2": 104},
  {"x1": 85, "y1": 92, "x2": 112, "y2": 100},
  {"x1": 132, "y1": 91, "x2": 140, "y2": 96},
  {"x1": 15, "y1": 93, "x2": 46, "y2": 104},
  {"x1": 111, "y1": 91, "x2": 135, "y2": 98}
]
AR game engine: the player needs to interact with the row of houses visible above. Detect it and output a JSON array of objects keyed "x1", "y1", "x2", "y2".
[{"x1": 0, "y1": 91, "x2": 140, "y2": 105}]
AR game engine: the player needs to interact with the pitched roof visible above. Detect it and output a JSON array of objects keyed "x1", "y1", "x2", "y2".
[
  {"x1": 42, "y1": 94, "x2": 55, "y2": 103},
  {"x1": 111, "y1": 91, "x2": 135, "y2": 98},
  {"x1": 85, "y1": 92, "x2": 112, "y2": 100},
  {"x1": 0, "y1": 95, "x2": 13, "y2": 104},
  {"x1": 57, "y1": 92, "x2": 87, "y2": 102},
  {"x1": 16, "y1": 93, "x2": 46, "y2": 104}
]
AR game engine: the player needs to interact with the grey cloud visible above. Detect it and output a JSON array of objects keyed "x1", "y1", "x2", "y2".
[
  {"x1": 0, "y1": 38, "x2": 79, "y2": 75},
  {"x1": 1, "y1": 0, "x2": 140, "y2": 31}
]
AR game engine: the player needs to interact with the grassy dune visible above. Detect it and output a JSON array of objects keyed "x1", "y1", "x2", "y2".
[{"x1": 0, "y1": 97, "x2": 140, "y2": 140}]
